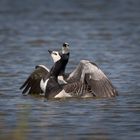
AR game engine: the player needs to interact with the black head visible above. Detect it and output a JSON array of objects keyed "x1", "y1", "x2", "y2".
[
  {"x1": 48, "y1": 42, "x2": 70, "y2": 63},
  {"x1": 62, "y1": 42, "x2": 70, "y2": 54},
  {"x1": 63, "y1": 42, "x2": 69, "y2": 47}
]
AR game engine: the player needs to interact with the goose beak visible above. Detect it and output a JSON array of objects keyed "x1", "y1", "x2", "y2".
[{"x1": 48, "y1": 50, "x2": 52, "y2": 54}]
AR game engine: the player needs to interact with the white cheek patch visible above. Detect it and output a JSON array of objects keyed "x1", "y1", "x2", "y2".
[{"x1": 51, "y1": 51, "x2": 61, "y2": 62}]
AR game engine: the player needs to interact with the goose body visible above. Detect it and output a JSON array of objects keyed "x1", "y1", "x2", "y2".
[{"x1": 44, "y1": 54, "x2": 118, "y2": 99}]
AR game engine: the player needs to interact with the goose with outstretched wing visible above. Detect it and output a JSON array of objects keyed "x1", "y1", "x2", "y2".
[
  {"x1": 43, "y1": 50, "x2": 118, "y2": 99},
  {"x1": 64, "y1": 60, "x2": 118, "y2": 98}
]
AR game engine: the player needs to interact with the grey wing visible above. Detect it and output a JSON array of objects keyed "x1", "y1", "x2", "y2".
[
  {"x1": 83, "y1": 60, "x2": 118, "y2": 97},
  {"x1": 67, "y1": 60, "x2": 118, "y2": 98},
  {"x1": 20, "y1": 65, "x2": 49, "y2": 95},
  {"x1": 63, "y1": 81, "x2": 84, "y2": 97},
  {"x1": 62, "y1": 81, "x2": 95, "y2": 97},
  {"x1": 66, "y1": 61, "x2": 85, "y2": 83}
]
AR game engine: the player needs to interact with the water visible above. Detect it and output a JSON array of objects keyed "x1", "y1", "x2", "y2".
[{"x1": 0, "y1": 0, "x2": 140, "y2": 139}]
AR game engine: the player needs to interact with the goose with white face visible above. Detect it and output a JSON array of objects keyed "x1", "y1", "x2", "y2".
[
  {"x1": 20, "y1": 43, "x2": 70, "y2": 95},
  {"x1": 48, "y1": 50, "x2": 61, "y2": 63}
]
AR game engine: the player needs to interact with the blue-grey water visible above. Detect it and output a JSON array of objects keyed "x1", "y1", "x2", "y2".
[{"x1": 0, "y1": 0, "x2": 140, "y2": 139}]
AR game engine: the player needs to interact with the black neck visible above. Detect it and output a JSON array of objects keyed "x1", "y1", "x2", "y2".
[
  {"x1": 59, "y1": 53, "x2": 69, "y2": 75},
  {"x1": 50, "y1": 60, "x2": 63, "y2": 78},
  {"x1": 45, "y1": 53, "x2": 69, "y2": 99},
  {"x1": 49, "y1": 53, "x2": 69, "y2": 78}
]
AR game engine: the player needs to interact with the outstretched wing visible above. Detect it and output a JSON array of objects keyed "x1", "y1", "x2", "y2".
[
  {"x1": 62, "y1": 81, "x2": 94, "y2": 97},
  {"x1": 66, "y1": 62, "x2": 84, "y2": 83},
  {"x1": 20, "y1": 65, "x2": 49, "y2": 95},
  {"x1": 67, "y1": 60, "x2": 118, "y2": 98}
]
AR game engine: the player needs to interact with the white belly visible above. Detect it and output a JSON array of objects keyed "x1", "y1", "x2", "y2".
[{"x1": 55, "y1": 90, "x2": 72, "y2": 98}]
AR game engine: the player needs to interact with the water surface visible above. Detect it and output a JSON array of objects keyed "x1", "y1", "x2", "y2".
[{"x1": 0, "y1": 0, "x2": 140, "y2": 140}]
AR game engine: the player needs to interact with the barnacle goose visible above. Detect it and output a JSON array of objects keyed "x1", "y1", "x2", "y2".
[
  {"x1": 20, "y1": 43, "x2": 118, "y2": 98},
  {"x1": 44, "y1": 50, "x2": 118, "y2": 99},
  {"x1": 20, "y1": 43, "x2": 70, "y2": 95}
]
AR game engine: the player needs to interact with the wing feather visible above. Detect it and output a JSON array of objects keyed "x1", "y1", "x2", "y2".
[
  {"x1": 20, "y1": 65, "x2": 49, "y2": 95},
  {"x1": 67, "y1": 60, "x2": 118, "y2": 98},
  {"x1": 84, "y1": 61, "x2": 118, "y2": 97},
  {"x1": 63, "y1": 81, "x2": 83, "y2": 96}
]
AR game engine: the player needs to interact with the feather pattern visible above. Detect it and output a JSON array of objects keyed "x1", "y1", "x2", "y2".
[
  {"x1": 20, "y1": 65, "x2": 49, "y2": 95},
  {"x1": 65, "y1": 60, "x2": 118, "y2": 98},
  {"x1": 62, "y1": 81, "x2": 95, "y2": 97}
]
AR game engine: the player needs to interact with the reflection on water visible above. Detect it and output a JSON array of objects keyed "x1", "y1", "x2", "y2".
[{"x1": 0, "y1": 0, "x2": 140, "y2": 139}]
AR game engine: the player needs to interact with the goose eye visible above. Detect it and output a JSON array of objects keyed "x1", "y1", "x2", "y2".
[{"x1": 53, "y1": 52, "x2": 57, "y2": 55}]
